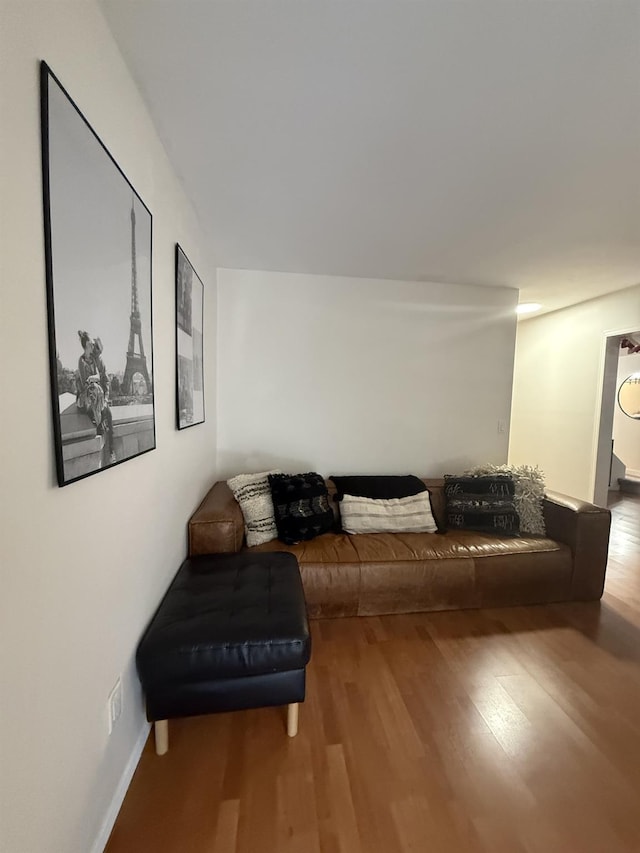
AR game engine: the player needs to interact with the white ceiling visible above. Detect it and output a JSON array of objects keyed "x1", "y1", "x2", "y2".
[{"x1": 100, "y1": 0, "x2": 640, "y2": 315}]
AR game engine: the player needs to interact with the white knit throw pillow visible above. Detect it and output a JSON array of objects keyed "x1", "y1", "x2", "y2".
[
  {"x1": 227, "y1": 471, "x2": 280, "y2": 546},
  {"x1": 340, "y1": 492, "x2": 438, "y2": 534}
]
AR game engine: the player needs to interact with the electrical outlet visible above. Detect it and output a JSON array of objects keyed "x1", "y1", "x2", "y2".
[{"x1": 107, "y1": 677, "x2": 122, "y2": 735}]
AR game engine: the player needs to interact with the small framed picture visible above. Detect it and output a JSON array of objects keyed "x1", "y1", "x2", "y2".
[{"x1": 175, "y1": 245, "x2": 205, "y2": 429}]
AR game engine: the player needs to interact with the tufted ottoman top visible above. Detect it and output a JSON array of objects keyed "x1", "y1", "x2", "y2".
[{"x1": 137, "y1": 552, "x2": 311, "y2": 687}]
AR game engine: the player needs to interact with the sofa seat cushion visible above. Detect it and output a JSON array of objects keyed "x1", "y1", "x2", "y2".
[
  {"x1": 348, "y1": 532, "x2": 470, "y2": 562},
  {"x1": 355, "y1": 533, "x2": 573, "y2": 616},
  {"x1": 474, "y1": 547, "x2": 572, "y2": 607},
  {"x1": 348, "y1": 530, "x2": 568, "y2": 563},
  {"x1": 357, "y1": 559, "x2": 478, "y2": 616},
  {"x1": 250, "y1": 532, "x2": 360, "y2": 564},
  {"x1": 453, "y1": 531, "x2": 568, "y2": 559},
  {"x1": 251, "y1": 534, "x2": 362, "y2": 619}
]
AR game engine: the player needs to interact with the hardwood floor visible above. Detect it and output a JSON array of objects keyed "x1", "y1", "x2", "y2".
[{"x1": 106, "y1": 496, "x2": 640, "y2": 853}]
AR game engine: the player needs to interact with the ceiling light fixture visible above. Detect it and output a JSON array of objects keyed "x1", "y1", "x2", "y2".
[{"x1": 516, "y1": 302, "x2": 542, "y2": 315}]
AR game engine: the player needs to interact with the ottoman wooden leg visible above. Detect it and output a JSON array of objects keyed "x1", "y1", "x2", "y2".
[
  {"x1": 287, "y1": 703, "x2": 299, "y2": 737},
  {"x1": 155, "y1": 719, "x2": 169, "y2": 755}
]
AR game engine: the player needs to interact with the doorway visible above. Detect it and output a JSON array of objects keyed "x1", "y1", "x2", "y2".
[{"x1": 593, "y1": 330, "x2": 640, "y2": 506}]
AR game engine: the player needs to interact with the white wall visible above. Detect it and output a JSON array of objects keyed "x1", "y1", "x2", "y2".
[
  {"x1": 508, "y1": 286, "x2": 640, "y2": 502},
  {"x1": 0, "y1": 4, "x2": 217, "y2": 852},
  {"x1": 217, "y1": 269, "x2": 518, "y2": 478},
  {"x1": 613, "y1": 350, "x2": 640, "y2": 478}
]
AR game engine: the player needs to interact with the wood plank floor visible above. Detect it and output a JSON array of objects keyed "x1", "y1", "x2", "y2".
[{"x1": 106, "y1": 496, "x2": 640, "y2": 853}]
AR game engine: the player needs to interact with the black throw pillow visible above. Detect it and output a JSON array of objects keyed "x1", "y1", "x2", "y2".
[
  {"x1": 330, "y1": 474, "x2": 427, "y2": 501},
  {"x1": 443, "y1": 475, "x2": 520, "y2": 536},
  {"x1": 268, "y1": 472, "x2": 334, "y2": 545}
]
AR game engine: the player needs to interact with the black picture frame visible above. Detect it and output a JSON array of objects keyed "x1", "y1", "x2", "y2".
[
  {"x1": 175, "y1": 244, "x2": 205, "y2": 429},
  {"x1": 40, "y1": 62, "x2": 156, "y2": 486}
]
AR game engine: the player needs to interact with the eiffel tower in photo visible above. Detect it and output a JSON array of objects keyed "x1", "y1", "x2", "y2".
[{"x1": 122, "y1": 199, "x2": 151, "y2": 396}]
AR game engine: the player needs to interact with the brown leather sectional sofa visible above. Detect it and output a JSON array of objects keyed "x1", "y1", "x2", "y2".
[{"x1": 188, "y1": 479, "x2": 611, "y2": 619}]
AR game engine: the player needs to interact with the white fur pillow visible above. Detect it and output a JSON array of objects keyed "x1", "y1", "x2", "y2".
[
  {"x1": 340, "y1": 492, "x2": 438, "y2": 534},
  {"x1": 227, "y1": 471, "x2": 280, "y2": 546}
]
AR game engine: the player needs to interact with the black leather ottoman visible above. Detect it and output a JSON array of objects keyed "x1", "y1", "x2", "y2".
[{"x1": 136, "y1": 551, "x2": 311, "y2": 755}]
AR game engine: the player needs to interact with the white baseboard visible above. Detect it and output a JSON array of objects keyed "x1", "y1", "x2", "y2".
[{"x1": 90, "y1": 721, "x2": 151, "y2": 853}]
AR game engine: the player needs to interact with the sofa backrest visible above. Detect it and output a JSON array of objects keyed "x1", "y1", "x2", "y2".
[
  {"x1": 188, "y1": 476, "x2": 448, "y2": 556},
  {"x1": 421, "y1": 479, "x2": 447, "y2": 529}
]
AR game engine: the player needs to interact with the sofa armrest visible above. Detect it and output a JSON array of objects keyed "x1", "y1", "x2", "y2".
[
  {"x1": 542, "y1": 491, "x2": 611, "y2": 600},
  {"x1": 188, "y1": 482, "x2": 245, "y2": 556}
]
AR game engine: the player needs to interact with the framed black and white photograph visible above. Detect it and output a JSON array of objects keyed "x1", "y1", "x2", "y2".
[
  {"x1": 40, "y1": 62, "x2": 156, "y2": 486},
  {"x1": 175, "y1": 245, "x2": 205, "y2": 429}
]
